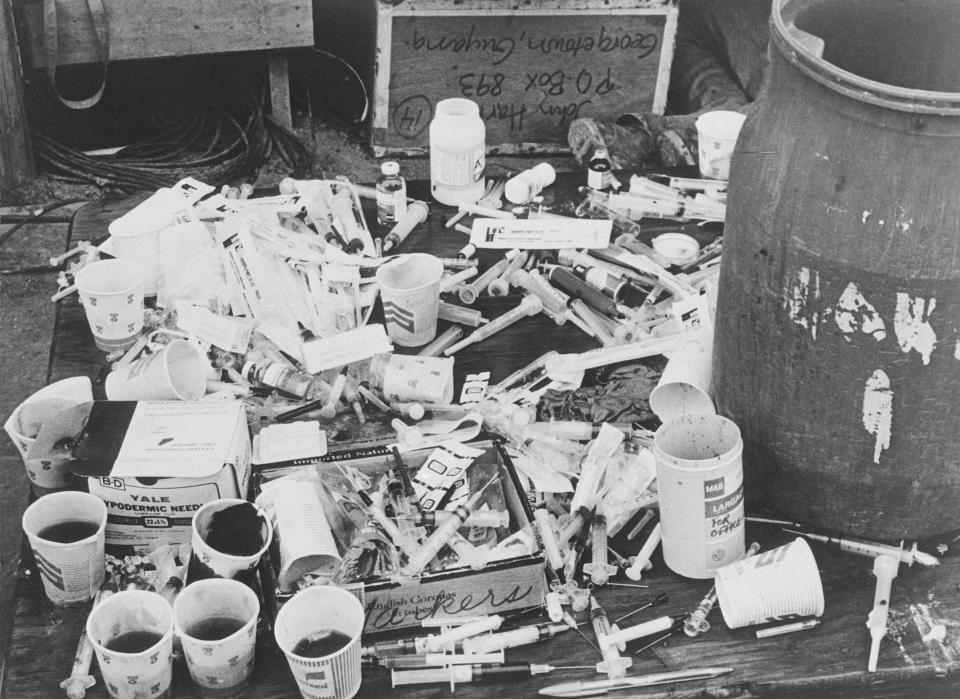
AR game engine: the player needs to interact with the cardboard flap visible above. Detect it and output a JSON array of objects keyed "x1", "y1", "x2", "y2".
[
  {"x1": 27, "y1": 401, "x2": 94, "y2": 464},
  {"x1": 71, "y1": 401, "x2": 247, "y2": 479}
]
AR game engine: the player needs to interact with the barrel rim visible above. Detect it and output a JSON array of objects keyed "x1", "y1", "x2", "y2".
[{"x1": 772, "y1": 0, "x2": 960, "y2": 115}]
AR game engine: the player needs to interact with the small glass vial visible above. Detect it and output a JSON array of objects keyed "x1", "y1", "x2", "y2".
[
  {"x1": 587, "y1": 147, "x2": 612, "y2": 190},
  {"x1": 376, "y1": 161, "x2": 407, "y2": 225},
  {"x1": 241, "y1": 360, "x2": 315, "y2": 400}
]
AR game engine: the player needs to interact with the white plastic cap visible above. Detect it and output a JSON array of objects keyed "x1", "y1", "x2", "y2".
[
  {"x1": 381, "y1": 161, "x2": 400, "y2": 176},
  {"x1": 504, "y1": 163, "x2": 557, "y2": 204}
]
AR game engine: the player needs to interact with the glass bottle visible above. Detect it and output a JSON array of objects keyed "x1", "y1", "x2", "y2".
[
  {"x1": 376, "y1": 161, "x2": 407, "y2": 225},
  {"x1": 241, "y1": 360, "x2": 315, "y2": 400}
]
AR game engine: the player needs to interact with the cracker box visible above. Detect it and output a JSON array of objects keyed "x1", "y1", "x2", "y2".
[
  {"x1": 256, "y1": 439, "x2": 547, "y2": 635},
  {"x1": 69, "y1": 401, "x2": 251, "y2": 555}
]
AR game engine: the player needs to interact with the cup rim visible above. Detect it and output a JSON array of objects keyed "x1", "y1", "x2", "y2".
[
  {"x1": 654, "y1": 414, "x2": 743, "y2": 467},
  {"x1": 375, "y1": 253, "x2": 444, "y2": 294},
  {"x1": 75, "y1": 258, "x2": 146, "y2": 297},
  {"x1": 22, "y1": 491, "x2": 107, "y2": 548},
  {"x1": 87, "y1": 589, "x2": 175, "y2": 657},
  {"x1": 162, "y1": 339, "x2": 208, "y2": 401},
  {"x1": 274, "y1": 585, "x2": 364, "y2": 660},
  {"x1": 173, "y1": 578, "x2": 260, "y2": 643}
]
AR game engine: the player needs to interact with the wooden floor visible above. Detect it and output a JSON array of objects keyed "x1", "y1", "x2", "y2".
[{"x1": 4, "y1": 188, "x2": 960, "y2": 698}]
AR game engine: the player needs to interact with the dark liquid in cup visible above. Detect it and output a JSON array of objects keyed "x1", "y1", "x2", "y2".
[
  {"x1": 105, "y1": 630, "x2": 164, "y2": 654},
  {"x1": 37, "y1": 520, "x2": 99, "y2": 543},
  {"x1": 292, "y1": 629, "x2": 352, "y2": 657},
  {"x1": 186, "y1": 615, "x2": 248, "y2": 641}
]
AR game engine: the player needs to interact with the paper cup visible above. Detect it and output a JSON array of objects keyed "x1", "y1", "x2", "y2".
[
  {"x1": 649, "y1": 331, "x2": 716, "y2": 421},
  {"x1": 715, "y1": 537, "x2": 825, "y2": 628},
  {"x1": 275, "y1": 586, "x2": 364, "y2": 699},
  {"x1": 4, "y1": 376, "x2": 92, "y2": 489},
  {"x1": 105, "y1": 339, "x2": 208, "y2": 401},
  {"x1": 654, "y1": 413, "x2": 745, "y2": 578},
  {"x1": 174, "y1": 579, "x2": 260, "y2": 691},
  {"x1": 374, "y1": 354, "x2": 454, "y2": 404},
  {"x1": 107, "y1": 187, "x2": 191, "y2": 295},
  {"x1": 22, "y1": 491, "x2": 107, "y2": 605},
  {"x1": 75, "y1": 259, "x2": 146, "y2": 353},
  {"x1": 376, "y1": 253, "x2": 444, "y2": 347},
  {"x1": 695, "y1": 110, "x2": 747, "y2": 180},
  {"x1": 190, "y1": 499, "x2": 273, "y2": 582},
  {"x1": 87, "y1": 590, "x2": 175, "y2": 699}
]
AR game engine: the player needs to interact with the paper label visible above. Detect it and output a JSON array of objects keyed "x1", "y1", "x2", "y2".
[
  {"x1": 459, "y1": 372, "x2": 490, "y2": 404},
  {"x1": 470, "y1": 217, "x2": 612, "y2": 249},
  {"x1": 256, "y1": 421, "x2": 328, "y2": 466},
  {"x1": 411, "y1": 442, "x2": 484, "y2": 510},
  {"x1": 174, "y1": 302, "x2": 252, "y2": 353},
  {"x1": 301, "y1": 324, "x2": 394, "y2": 374}
]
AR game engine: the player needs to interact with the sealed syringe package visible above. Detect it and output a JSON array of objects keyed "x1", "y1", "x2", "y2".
[{"x1": 253, "y1": 439, "x2": 547, "y2": 635}]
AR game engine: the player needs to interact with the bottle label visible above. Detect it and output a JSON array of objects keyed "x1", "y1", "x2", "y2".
[
  {"x1": 260, "y1": 363, "x2": 294, "y2": 388},
  {"x1": 431, "y1": 147, "x2": 484, "y2": 187}
]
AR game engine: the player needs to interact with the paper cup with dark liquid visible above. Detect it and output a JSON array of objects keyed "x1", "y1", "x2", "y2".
[
  {"x1": 274, "y1": 586, "x2": 364, "y2": 699},
  {"x1": 174, "y1": 578, "x2": 260, "y2": 691},
  {"x1": 86, "y1": 590, "x2": 175, "y2": 699},
  {"x1": 190, "y1": 498, "x2": 273, "y2": 582},
  {"x1": 21, "y1": 491, "x2": 107, "y2": 605}
]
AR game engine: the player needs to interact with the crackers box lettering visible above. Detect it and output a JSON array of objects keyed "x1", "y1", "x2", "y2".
[{"x1": 371, "y1": 0, "x2": 678, "y2": 155}]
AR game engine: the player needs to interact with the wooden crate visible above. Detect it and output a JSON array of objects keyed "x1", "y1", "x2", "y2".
[
  {"x1": 372, "y1": 0, "x2": 678, "y2": 155},
  {"x1": 16, "y1": 0, "x2": 313, "y2": 66}
]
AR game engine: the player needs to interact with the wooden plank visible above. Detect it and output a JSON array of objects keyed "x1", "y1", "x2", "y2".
[
  {"x1": 0, "y1": 0, "x2": 34, "y2": 187},
  {"x1": 372, "y1": 0, "x2": 678, "y2": 155},
  {"x1": 268, "y1": 51, "x2": 293, "y2": 129},
  {"x1": 17, "y1": 0, "x2": 313, "y2": 67}
]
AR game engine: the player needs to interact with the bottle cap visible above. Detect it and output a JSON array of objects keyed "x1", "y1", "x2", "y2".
[{"x1": 381, "y1": 161, "x2": 400, "y2": 176}]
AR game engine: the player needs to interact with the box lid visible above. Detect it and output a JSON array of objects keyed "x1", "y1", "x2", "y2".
[{"x1": 71, "y1": 401, "x2": 247, "y2": 479}]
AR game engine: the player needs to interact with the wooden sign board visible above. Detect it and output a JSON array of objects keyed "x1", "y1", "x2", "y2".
[{"x1": 372, "y1": 0, "x2": 678, "y2": 155}]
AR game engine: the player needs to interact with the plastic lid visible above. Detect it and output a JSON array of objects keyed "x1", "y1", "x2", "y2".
[{"x1": 381, "y1": 161, "x2": 400, "y2": 176}]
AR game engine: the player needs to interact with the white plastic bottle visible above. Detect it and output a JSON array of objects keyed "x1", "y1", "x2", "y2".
[
  {"x1": 430, "y1": 98, "x2": 486, "y2": 206},
  {"x1": 504, "y1": 163, "x2": 557, "y2": 204}
]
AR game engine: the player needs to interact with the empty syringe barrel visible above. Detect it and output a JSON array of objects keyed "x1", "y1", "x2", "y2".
[
  {"x1": 408, "y1": 509, "x2": 509, "y2": 529},
  {"x1": 458, "y1": 255, "x2": 513, "y2": 305},
  {"x1": 508, "y1": 269, "x2": 568, "y2": 323},
  {"x1": 418, "y1": 326, "x2": 465, "y2": 357},
  {"x1": 439, "y1": 266, "x2": 478, "y2": 293},
  {"x1": 383, "y1": 200, "x2": 430, "y2": 252},
  {"x1": 487, "y1": 251, "x2": 528, "y2": 297},
  {"x1": 461, "y1": 622, "x2": 568, "y2": 654},
  {"x1": 443, "y1": 295, "x2": 543, "y2": 355},
  {"x1": 577, "y1": 188, "x2": 643, "y2": 239},
  {"x1": 533, "y1": 509, "x2": 564, "y2": 574},
  {"x1": 438, "y1": 301, "x2": 486, "y2": 327}
]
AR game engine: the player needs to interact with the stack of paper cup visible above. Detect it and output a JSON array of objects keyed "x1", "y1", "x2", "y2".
[
  {"x1": 695, "y1": 110, "x2": 747, "y2": 180},
  {"x1": 255, "y1": 480, "x2": 341, "y2": 591},
  {"x1": 86, "y1": 590, "x2": 175, "y2": 699},
  {"x1": 715, "y1": 537, "x2": 825, "y2": 628},
  {"x1": 74, "y1": 258, "x2": 146, "y2": 353},
  {"x1": 375, "y1": 253, "x2": 444, "y2": 347},
  {"x1": 21, "y1": 491, "x2": 107, "y2": 605},
  {"x1": 275, "y1": 586, "x2": 365, "y2": 699},
  {"x1": 174, "y1": 578, "x2": 260, "y2": 691},
  {"x1": 4, "y1": 376, "x2": 92, "y2": 490},
  {"x1": 191, "y1": 499, "x2": 273, "y2": 581},
  {"x1": 649, "y1": 331, "x2": 716, "y2": 421},
  {"x1": 105, "y1": 339, "x2": 209, "y2": 400}
]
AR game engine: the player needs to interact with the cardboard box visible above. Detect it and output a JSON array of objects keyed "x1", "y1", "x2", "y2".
[
  {"x1": 256, "y1": 440, "x2": 547, "y2": 635},
  {"x1": 69, "y1": 401, "x2": 252, "y2": 555}
]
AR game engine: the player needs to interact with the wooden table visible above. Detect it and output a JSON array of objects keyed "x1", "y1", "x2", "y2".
[{"x1": 5, "y1": 185, "x2": 960, "y2": 698}]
